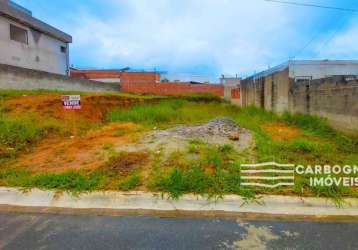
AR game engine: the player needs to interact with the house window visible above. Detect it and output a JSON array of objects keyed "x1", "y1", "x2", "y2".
[
  {"x1": 10, "y1": 24, "x2": 28, "y2": 44},
  {"x1": 60, "y1": 46, "x2": 66, "y2": 53},
  {"x1": 295, "y1": 76, "x2": 312, "y2": 83}
]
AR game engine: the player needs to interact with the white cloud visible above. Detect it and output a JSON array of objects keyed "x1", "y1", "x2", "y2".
[
  {"x1": 64, "y1": 0, "x2": 318, "y2": 81},
  {"x1": 316, "y1": 16, "x2": 358, "y2": 58}
]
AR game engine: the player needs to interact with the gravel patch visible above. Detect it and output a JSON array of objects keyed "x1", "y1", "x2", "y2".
[{"x1": 118, "y1": 118, "x2": 252, "y2": 155}]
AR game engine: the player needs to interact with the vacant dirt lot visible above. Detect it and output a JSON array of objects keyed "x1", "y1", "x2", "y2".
[
  {"x1": 0, "y1": 91, "x2": 357, "y2": 200},
  {"x1": 15, "y1": 123, "x2": 138, "y2": 173},
  {"x1": 5, "y1": 94, "x2": 145, "y2": 122},
  {"x1": 2, "y1": 94, "x2": 152, "y2": 173},
  {"x1": 3, "y1": 93, "x2": 253, "y2": 175}
]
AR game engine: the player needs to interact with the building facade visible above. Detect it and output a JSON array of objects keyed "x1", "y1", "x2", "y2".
[
  {"x1": 220, "y1": 75, "x2": 241, "y2": 102},
  {"x1": 220, "y1": 76, "x2": 240, "y2": 86},
  {"x1": 0, "y1": 0, "x2": 72, "y2": 75}
]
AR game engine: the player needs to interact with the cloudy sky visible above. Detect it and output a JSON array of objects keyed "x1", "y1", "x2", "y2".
[{"x1": 14, "y1": 0, "x2": 358, "y2": 82}]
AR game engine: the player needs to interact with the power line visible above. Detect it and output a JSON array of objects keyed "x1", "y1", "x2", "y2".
[
  {"x1": 264, "y1": 0, "x2": 358, "y2": 12},
  {"x1": 266, "y1": 0, "x2": 357, "y2": 59},
  {"x1": 317, "y1": 13, "x2": 353, "y2": 57},
  {"x1": 291, "y1": 33, "x2": 320, "y2": 59}
]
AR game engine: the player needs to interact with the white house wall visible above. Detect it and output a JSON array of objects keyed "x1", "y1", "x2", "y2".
[{"x1": 0, "y1": 15, "x2": 68, "y2": 75}]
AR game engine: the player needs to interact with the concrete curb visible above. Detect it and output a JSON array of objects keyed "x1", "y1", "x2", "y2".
[{"x1": 0, "y1": 187, "x2": 358, "y2": 217}]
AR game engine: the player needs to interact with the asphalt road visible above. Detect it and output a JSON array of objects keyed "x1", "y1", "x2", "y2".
[{"x1": 0, "y1": 212, "x2": 358, "y2": 250}]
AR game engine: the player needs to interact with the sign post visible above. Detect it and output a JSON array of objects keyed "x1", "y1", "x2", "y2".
[
  {"x1": 61, "y1": 95, "x2": 81, "y2": 137},
  {"x1": 61, "y1": 95, "x2": 81, "y2": 110}
]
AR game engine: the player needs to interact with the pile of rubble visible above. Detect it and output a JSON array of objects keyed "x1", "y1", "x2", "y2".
[
  {"x1": 153, "y1": 118, "x2": 245, "y2": 142},
  {"x1": 118, "y1": 118, "x2": 252, "y2": 154}
]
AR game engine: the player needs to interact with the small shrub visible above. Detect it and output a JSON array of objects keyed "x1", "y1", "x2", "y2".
[
  {"x1": 118, "y1": 174, "x2": 141, "y2": 190},
  {"x1": 102, "y1": 143, "x2": 114, "y2": 151},
  {"x1": 0, "y1": 116, "x2": 42, "y2": 151},
  {"x1": 301, "y1": 174, "x2": 349, "y2": 206},
  {"x1": 282, "y1": 112, "x2": 334, "y2": 137},
  {"x1": 335, "y1": 134, "x2": 357, "y2": 153},
  {"x1": 188, "y1": 143, "x2": 200, "y2": 154},
  {"x1": 185, "y1": 166, "x2": 211, "y2": 194},
  {"x1": 187, "y1": 139, "x2": 204, "y2": 154},
  {"x1": 204, "y1": 148, "x2": 223, "y2": 168},
  {"x1": 0, "y1": 167, "x2": 30, "y2": 186},
  {"x1": 29, "y1": 171, "x2": 103, "y2": 192},
  {"x1": 156, "y1": 168, "x2": 188, "y2": 199},
  {"x1": 218, "y1": 144, "x2": 234, "y2": 153},
  {"x1": 287, "y1": 139, "x2": 318, "y2": 153},
  {"x1": 0, "y1": 113, "x2": 63, "y2": 159}
]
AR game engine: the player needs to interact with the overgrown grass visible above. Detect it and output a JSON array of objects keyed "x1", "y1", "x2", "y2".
[
  {"x1": 0, "y1": 115, "x2": 45, "y2": 159},
  {"x1": 0, "y1": 113, "x2": 63, "y2": 159},
  {"x1": 0, "y1": 165, "x2": 143, "y2": 193},
  {"x1": 282, "y1": 112, "x2": 335, "y2": 136},
  {"x1": 0, "y1": 116, "x2": 41, "y2": 147},
  {"x1": 236, "y1": 107, "x2": 358, "y2": 201},
  {"x1": 0, "y1": 168, "x2": 103, "y2": 193},
  {"x1": 106, "y1": 98, "x2": 235, "y2": 127},
  {"x1": 106, "y1": 99, "x2": 358, "y2": 200},
  {"x1": 110, "y1": 100, "x2": 356, "y2": 200},
  {"x1": 282, "y1": 112, "x2": 357, "y2": 153},
  {"x1": 118, "y1": 174, "x2": 141, "y2": 190},
  {"x1": 227, "y1": 106, "x2": 357, "y2": 164},
  {"x1": 148, "y1": 143, "x2": 256, "y2": 200}
]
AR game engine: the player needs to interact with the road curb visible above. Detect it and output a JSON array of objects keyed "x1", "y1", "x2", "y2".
[{"x1": 0, "y1": 187, "x2": 358, "y2": 218}]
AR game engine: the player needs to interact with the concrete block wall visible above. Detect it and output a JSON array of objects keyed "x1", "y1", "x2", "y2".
[
  {"x1": 121, "y1": 82, "x2": 224, "y2": 96},
  {"x1": 241, "y1": 78, "x2": 257, "y2": 107},
  {"x1": 240, "y1": 70, "x2": 358, "y2": 131},
  {"x1": 241, "y1": 68, "x2": 290, "y2": 112},
  {"x1": 0, "y1": 64, "x2": 119, "y2": 92},
  {"x1": 291, "y1": 76, "x2": 358, "y2": 131}
]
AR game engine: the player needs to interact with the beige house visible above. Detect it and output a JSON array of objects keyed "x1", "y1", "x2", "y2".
[{"x1": 0, "y1": 0, "x2": 72, "y2": 75}]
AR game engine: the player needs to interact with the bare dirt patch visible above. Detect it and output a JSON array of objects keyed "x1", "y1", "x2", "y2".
[
  {"x1": 4, "y1": 93, "x2": 152, "y2": 173},
  {"x1": 101, "y1": 152, "x2": 149, "y2": 176},
  {"x1": 262, "y1": 122, "x2": 301, "y2": 141},
  {"x1": 5, "y1": 94, "x2": 145, "y2": 122},
  {"x1": 14, "y1": 123, "x2": 139, "y2": 173},
  {"x1": 118, "y1": 118, "x2": 253, "y2": 156}
]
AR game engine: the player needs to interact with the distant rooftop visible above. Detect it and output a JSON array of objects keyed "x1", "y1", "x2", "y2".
[
  {"x1": 70, "y1": 67, "x2": 166, "y2": 74},
  {"x1": 0, "y1": 0, "x2": 72, "y2": 43},
  {"x1": 248, "y1": 60, "x2": 358, "y2": 79}
]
